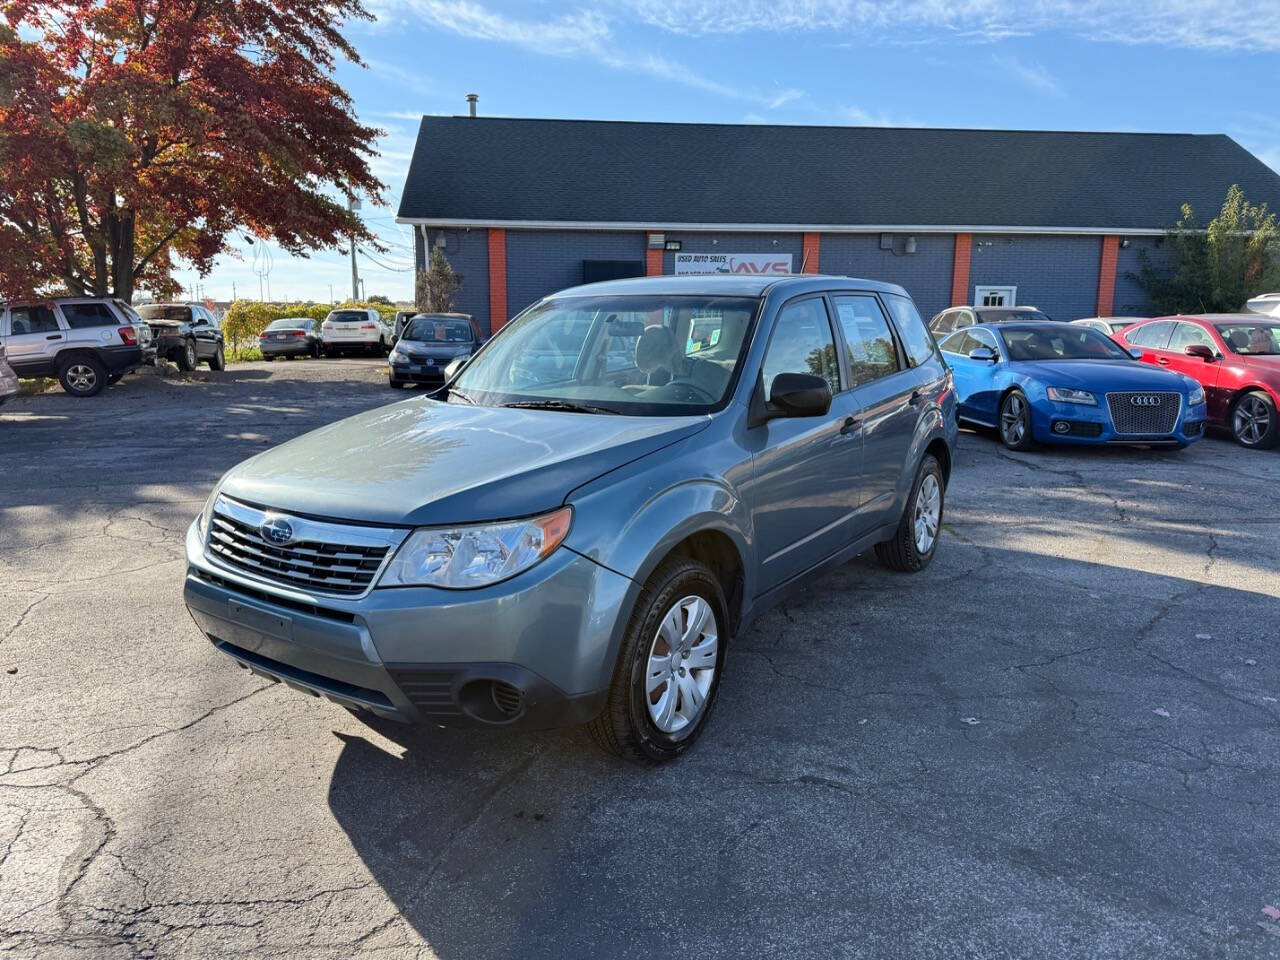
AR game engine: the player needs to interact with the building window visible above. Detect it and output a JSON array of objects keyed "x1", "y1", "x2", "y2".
[{"x1": 975, "y1": 285, "x2": 1017, "y2": 307}]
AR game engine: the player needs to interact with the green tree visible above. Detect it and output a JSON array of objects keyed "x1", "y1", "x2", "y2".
[
  {"x1": 1132, "y1": 184, "x2": 1280, "y2": 314},
  {"x1": 416, "y1": 247, "x2": 462, "y2": 312}
]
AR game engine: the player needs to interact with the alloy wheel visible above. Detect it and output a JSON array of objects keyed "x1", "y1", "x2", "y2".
[
  {"x1": 913, "y1": 473, "x2": 941, "y2": 554},
  {"x1": 66, "y1": 364, "x2": 97, "y2": 393},
  {"x1": 1233, "y1": 396, "x2": 1270, "y2": 446},
  {"x1": 644, "y1": 595, "x2": 718, "y2": 735},
  {"x1": 1001, "y1": 394, "x2": 1027, "y2": 445}
]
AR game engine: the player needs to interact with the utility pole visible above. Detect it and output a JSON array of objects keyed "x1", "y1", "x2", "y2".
[
  {"x1": 232, "y1": 281, "x2": 237, "y2": 302},
  {"x1": 349, "y1": 196, "x2": 361, "y2": 301}
]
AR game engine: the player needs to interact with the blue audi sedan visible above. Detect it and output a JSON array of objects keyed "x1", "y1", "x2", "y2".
[{"x1": 938, "y1": 321, "x2": 1207, "y2": 450}]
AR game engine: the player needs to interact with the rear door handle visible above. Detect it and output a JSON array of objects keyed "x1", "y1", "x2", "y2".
[
  {"x1": 909, "y1": 390, "x2": 923, "y2": 405},
  {"x1": 840, "y1": 416, "x2": 861, "y2": 436},
  {"x1": 46, "y1": 334, "x2": 62, "y2": 341},
  {"x1": 1156, "y1": 357, "x2": 1170, "y2": 365}
]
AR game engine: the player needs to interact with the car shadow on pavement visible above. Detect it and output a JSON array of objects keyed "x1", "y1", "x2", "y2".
[{"x1": 323, "y1": 542, "x2": 1279, "y2": 959}]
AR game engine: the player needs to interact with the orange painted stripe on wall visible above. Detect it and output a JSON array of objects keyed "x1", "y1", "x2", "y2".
[
  {"x1": 488, "y1": 228, "x2": 507, "y2": 332},
  {"x1": 950, "y1": 234, "x2": 972, "y2": 306}
]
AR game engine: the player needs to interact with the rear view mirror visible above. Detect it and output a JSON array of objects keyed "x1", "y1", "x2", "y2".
[
  {"x1": 1127, "y1": 347, "x2": 1144, "y2": 360},
  {"x1": 969, "y1": 346, "x2": 997, "y2": 362},
  {"x1": 768, "y1": 372, "x2": 832, "y2": 418},
  {"x1": 1184, "y1": 344, "x2": 1216, "y2": 361},
  {"x1": 444, "y1": 355, "x2": 468, "y2": 380}
]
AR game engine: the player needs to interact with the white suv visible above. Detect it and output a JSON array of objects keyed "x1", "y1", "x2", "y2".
[
  {"x1": 0, "y1": 298, "x2": 151, "y2": 396},
  {"x1": 320, "y1": 308, "x2": 391, "y2": 356}
]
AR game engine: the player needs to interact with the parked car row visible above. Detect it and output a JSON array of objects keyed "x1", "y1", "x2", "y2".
[{"x1": 927, "y1": 301, "x2": 1280, "y2": 451}]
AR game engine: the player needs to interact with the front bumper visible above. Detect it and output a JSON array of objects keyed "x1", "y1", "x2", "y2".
[
  {"x1": 183, "y1": 520, "x2": 631, "y2": 728},
  {"x1": 1031, "y1": 398, "x2": 1207, "y2": 446},
  {"x1": 388, "y1": 360, "x2": 447, "y2": 383}
]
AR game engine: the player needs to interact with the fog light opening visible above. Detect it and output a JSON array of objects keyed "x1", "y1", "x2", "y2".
[{"x1": 1052, "y1": 420, "x2": 1071, "y2": 434}]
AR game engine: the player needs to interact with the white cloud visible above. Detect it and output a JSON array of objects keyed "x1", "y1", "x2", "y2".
[
  {"x1": 991, "y1": 53, "x2": 1063, "y2": 97},
  {"x1": 620, "y1": 0, "x2": 1280, "y2": 53},
  {"x1": 378, "y1": 0, "x2": 808, "y2": 107}
]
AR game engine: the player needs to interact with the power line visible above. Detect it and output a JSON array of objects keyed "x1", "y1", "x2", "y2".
[{"x1": 359, "y1": 249, "x2": 415, "y2": 273}]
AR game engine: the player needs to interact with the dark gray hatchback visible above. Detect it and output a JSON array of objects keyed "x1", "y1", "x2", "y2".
[{"x1": 184, "y1": 275, "x2": 957, "y2": 762}]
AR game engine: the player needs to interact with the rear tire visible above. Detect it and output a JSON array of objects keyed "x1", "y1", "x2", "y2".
[
  {"x1": 58, "y1": 355, "x2": 108, "y2": 397},
  {"x1": 588, "y1": 557, "x2": 727, "y2": 764},
  {"x1": 208, "y1": 345, "x2": 225, "y2": 371},
  {"x1": 1230, "y1": 390, "x2": 1278, "y2": 449},
  {"x1": 999, "y1": 390, "x2": 1036, "y2": 451},
  {"x1": 874, "y1": 454, "x2": 944, "y2": 573}
]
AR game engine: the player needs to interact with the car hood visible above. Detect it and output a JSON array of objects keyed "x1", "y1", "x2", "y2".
[
  {"x1": 1016, "y1": 359, "x2": 1191, "y2": 392},
  {"x1": 219, "y1": 398, "x2": 710, "y2": 527}
]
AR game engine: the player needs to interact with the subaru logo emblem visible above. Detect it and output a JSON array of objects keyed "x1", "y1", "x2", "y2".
[
  {"x1": 260, "y1": 517, "x2": 294, "y2": 545},
  {"x1": 1129, "y1": 395, "x2": 1162, "y2": 407}
]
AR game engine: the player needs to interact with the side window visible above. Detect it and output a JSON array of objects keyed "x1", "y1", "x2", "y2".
[
  {"x1": 931, "y1": 310, "x2": 956, "y2": 335},
  {"x1": 938, "y1": 331, "x2": 973, "y2": 355},
  {"x1": 761, "y1": 298, "x2": 840, "y2": 396},
  {"x1": 884, "y1": 294, "x2": 937, "y2": 367},
  {"x1": 832, "y1": 295, "x2": 900, "y2": 387},
  {"x1": 1128, "y1": 321, "x2": 1173, "y2": 349},
  {"x1": 1169, "y1": 322, "x2": 1214, "y2": 351},
  {"x1": 9, "y1": 305, "x2": 60, "y2": 335},
  {"x1": 970, "y1": 328, "x2": 1000, "y2": 356},
  {"x1": 955, "y1": 310, "x2": 975, "y2": 329},
  {"x1": 60, "y1": 302, "x2": 118, "y2": 329}
]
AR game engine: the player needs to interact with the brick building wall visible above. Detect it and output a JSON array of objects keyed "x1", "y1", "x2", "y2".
[
  {"x1": 818, "y1": 233, "x2": 955, "y2": 320},
  {"x1": 416, "y1": 227, "x2": 490, "y2": 333},
  {"x1": 1113, "y1": 237, "x2": 1168, "y2": 316},
  {"x1": 967, "y1": 234, "x2": 1103, "y2": 320},
  {"x1": 505, "y1": 230, "x2": 647, "y2": 318}
]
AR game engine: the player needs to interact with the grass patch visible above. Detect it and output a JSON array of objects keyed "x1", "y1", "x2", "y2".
[{"x1": 226, "y1": 345, "x2": 263, "y2": 363}]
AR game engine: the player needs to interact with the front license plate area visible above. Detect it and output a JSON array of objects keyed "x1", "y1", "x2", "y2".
[{"x1": 228, "y1": 599, "x2": 293, "y2": 641}]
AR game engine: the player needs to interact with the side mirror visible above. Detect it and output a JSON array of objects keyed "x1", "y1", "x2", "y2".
[
  {"x1": 444, "y1": 355, "x2": 469, "y2": 381},
  {"x1": 768, "y1": 372, "x2": 832, "y2": 418},
  {"x1": 968, "y1": 346, "x2": 997, "y2": 363},
  {"x1": 1127, "y1": 347, "x2": 1145, "y2": 360},
  {"x1": 1184, "y1": 343, "x2": 1216, "y2": 361}
]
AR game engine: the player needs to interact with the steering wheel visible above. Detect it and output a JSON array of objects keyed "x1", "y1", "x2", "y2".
[{"x1": 665, "y1": 380, "x2": 716, "y2": 403}]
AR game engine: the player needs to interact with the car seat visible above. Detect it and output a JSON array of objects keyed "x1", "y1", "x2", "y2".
[{"x1": 635, "y1": 325, "x2": 677, "y2": 386}]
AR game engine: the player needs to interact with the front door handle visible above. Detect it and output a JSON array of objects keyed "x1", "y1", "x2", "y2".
[
  {"x1": 46, "y1": 334, "x2": 62, "y2": 341},
  {"x1": 1156, "y1": 357, "x2": 1170, "y2": 365},
  {"x1": 840, "y1": 416, "x2": 861, "y2": 436}
]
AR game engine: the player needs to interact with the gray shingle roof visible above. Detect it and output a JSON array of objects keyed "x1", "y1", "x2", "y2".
[{"x1": 396, "y1": 117, "x2": 1280, "y2": 233}]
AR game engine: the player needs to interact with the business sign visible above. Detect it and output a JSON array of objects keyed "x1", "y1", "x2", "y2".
[{"x1": 673, "y1": 252, "x2": 793, "y2": 275}]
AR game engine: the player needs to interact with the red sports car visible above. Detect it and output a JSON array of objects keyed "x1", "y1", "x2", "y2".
[{"x1": 1120, "y1": 314, "x2": 1280, "y2": 448}]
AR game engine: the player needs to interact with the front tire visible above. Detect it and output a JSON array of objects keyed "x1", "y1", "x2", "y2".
[
  {"x1": 875, "y1": 454, "x2": 944, "y2": 573},
  {"x1": 389, "y1": 377, "x2": 405, "y2": 389},
  {"x1": 1230, "y1": 390, "x2": 1278, "y2": 449},
  {"x1": 588, "y1": 557, "x2": 727, "y2": 764},
  {"x1": 58, "y1": 356, "x2": 108, "y2": 397},
  {"x1": 177, "y1": 338, "x2": 198, "y2": 372},
  {"x1": 999, "y1": 390, "x2": 1036, "y2": 450}
]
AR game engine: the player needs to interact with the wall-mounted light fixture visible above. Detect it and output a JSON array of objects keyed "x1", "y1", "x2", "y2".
[
  {"x1": 664, "y1": 240, "x2": 682, "y2": 251},
  {"x1": 435, "y1": 233, "x2": 447, "y2": 249},
  {"x1": 1119, "y1": 237, "x2": 1131, "y2": 248},
  {"x1": 905, "y1": 236, "x2": 917, "y2": 255}
]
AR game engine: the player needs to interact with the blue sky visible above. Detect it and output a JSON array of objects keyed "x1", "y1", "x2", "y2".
[{"x1": 174, "y1": 0, "x2": 1280, "y2": 304}]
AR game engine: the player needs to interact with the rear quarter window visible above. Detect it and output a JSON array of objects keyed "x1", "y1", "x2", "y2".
[
  {"x1": 884, "y1": 294, "x2": 939, "y2": 367},
  {"x1": 61, "y1": 302, "x2": 120, "y2": 328}
]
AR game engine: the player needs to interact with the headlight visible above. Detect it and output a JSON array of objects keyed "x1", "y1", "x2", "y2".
[
  {"x1": 380, "y1": 507, "x2": 572, "y2": 589},
  {"x1": 1046, "y1": 386, "x2": 1097, "y2": 405},
  {"x1": 1188, "y1": 384, "x2": 1206, "y2": 406},
  {"x1": 198, "y1": 489, "x2": 221, "y2": 542}
]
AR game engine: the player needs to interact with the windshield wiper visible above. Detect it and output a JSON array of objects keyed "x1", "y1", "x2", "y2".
[
  {"x1": 501, "y1": 399, "x2": 620, "y2": 415},
  {"x1": 447, "y1": 387, "x2": 477, "y2": 405}
]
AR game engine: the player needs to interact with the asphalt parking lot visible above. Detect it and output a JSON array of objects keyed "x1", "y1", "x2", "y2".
[{"x1": 2, "y1": 359, "x2": 1278, "y2": 959}]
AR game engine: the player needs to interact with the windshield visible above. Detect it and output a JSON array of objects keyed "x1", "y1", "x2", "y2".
[
  {"x1": 405, "y1": 317, "x2": 473, "y2": 343},
  {"x1": 1000, "y1": 325, "x2": 1130, "y2": 361},
  {"x1": 1215, "y1": 322, "x2": 1280, "y2": 355},
  {"x1": 453, "y1": 294, "x2": 760, "y2": 415},
  {"x1": 137, "y1": 305, "x2": 191, "y2": 322},
  {"x1": 267, "y1": 318, "x2": 311, "y2": 330}
]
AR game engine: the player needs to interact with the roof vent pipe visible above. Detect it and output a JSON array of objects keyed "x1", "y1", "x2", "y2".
[{"x1": 466, "y1": 93, "x2": 478, "y2": 117}]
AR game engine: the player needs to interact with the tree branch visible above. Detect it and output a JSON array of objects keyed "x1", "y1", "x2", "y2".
[{"x1": 132, "y1": 226, "x2": 183, "y2": 281}]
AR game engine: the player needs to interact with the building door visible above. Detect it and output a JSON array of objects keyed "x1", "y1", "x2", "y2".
[{"x1": 974, "y1": 285, "x2": 1017, "y2": 307}]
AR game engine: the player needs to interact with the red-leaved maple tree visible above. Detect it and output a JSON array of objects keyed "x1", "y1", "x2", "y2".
[{"x1": 0, "y1": 0, "x2": 385, "y2": 301}]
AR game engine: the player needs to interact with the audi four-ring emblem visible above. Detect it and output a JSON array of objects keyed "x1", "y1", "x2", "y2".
[{"x1": 1129, "y1": 395, "x2": 1162, "y2": 407}]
